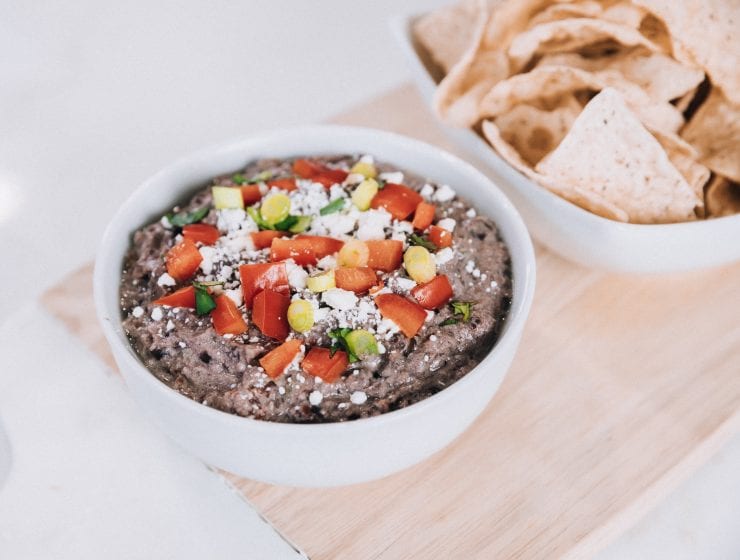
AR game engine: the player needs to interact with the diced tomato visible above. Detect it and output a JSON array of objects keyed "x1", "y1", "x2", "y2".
[
  {"x1": 411, "y1": 275, "x2": 453, "y2": 310},
  {"x1": 252, "y1": 289, "x2": 291, "y2": 340},
  {"x1": 153, "y1": 285, "x2": 196, "y2": 308},
  {"x1": 369, "y1": 280, "x2": 385, "y2": 295},
  {"x1": 250, "y1": 230, "x2": 286, "y2": 250},
  {"x1": 270, "y1": 235, "x2": 344, "y2": 266},
  {"x1": 374, "y1": 293, "x2": 428, "y2": 338},
  {"x1": 239, "y1": 262, "x2": 289, "y2": 308},
  {"x1": 259, "y1": 339, "x2": 302, "y2": 379},
  {"x1": 240, "y1": 184, "x2": 263, "y2": 205},
  {"x1": 182, "y1": 223, "x2": 220, "y2": 245},
  {"x1": 429, "y1": 225, "x2": 453, "y2": 248},
  {"x1": 266, "y1": 177, "x2": 297, "y2": 192},
  {"x1": 335, "y1": 267, "x2": 379, "y2": 294},
  {"x1": 211, "y1": 294, "x2": 248, "y2": 336},
  {"x1": 301, "y1": 347, "x2": 349, "y2": 383},
  {"x1": 366, "y1": 239, "x2": 403, "y2": 272},
  {"x1": 370, "y1": 183, "x2": 423, "y2": 220},
  {"x1": 412, "y1": 201, "x2": 436, "y2": 231},
  {"x1": 165, "y1": 238, "x2": 203, "y2": 282},
  {"x1": 292, "y1": 159, "x2": 348, "y2": 188}
]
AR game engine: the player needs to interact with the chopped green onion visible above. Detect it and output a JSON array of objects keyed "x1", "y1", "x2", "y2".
[
  {"x1": 231, "y1": 173, "x2": 247, "y2": 185},
  {"x1": 408, "y1": 233, "x2": 438, "y2": 252},
  {"x1": 440, "y1": 318, "x2": 459, "y2": 326},
  {"x1": 247, "y1": 206, "x2": 272, "y2": 230},
  {"x1": 248, "y1": 170, "x2": 272, "y2": 183},
  {"x1": 328, "y1": 328, "x2": 378, "y2": 363},
  {"x1": 288, "y1": 215, "x2": 312, "y2": 233},
  {"x1": 319, "y1": 198, "x2": 346, "y2": 216},
  {"x1": 166, "y1": 206, "x2": 210, "y2": 228},
  {"x1": 272, "y1": 215, "x2": 299, "y2": 231}
]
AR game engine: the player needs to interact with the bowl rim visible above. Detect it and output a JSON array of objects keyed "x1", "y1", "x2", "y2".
[
  {"x1": 390, "y1": 12, "x2": 740, "y2": 232},
  {"x1": 93, "y1": 124, "x2": 536, "y2": 434}
]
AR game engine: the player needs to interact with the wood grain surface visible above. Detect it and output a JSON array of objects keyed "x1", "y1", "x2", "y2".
[{"x1": 42, "y1": 85, "x2": 740, "y2": 560}]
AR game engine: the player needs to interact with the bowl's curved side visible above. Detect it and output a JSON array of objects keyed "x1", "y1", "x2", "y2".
[
  {"x1": 392, "y1": 14, "x2": 740, "y2": 274},
  {"x1": 94, "y1": 125, "x2": 535, "y2": 486}
]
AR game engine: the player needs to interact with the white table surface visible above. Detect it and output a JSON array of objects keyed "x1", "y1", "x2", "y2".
[{"x1": 1, "y1": 2, "x2": 738, "y2": 558}]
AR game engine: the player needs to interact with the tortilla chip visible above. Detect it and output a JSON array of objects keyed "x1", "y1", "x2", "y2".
[
  {"x1": 481, "y1": 119, "x2": 630, "y2": 222},
  {"x1": 479, "y1": 65, "x2": 683, "y2": 133},
  {"x1": 413, "y1": 0, "x2": 490, "y2": 74},
  {"x1": 493, "y1": 97, "x2": 581, "y2": 165},
  {"x1": 601, "y1": 2, "x2": 648, "y2": 28},
  {"x1": 507, "y1": 17, "x2": 666, "y2": 72},
  {"x1": 650, "y1": 129, "x2": 710, "y2": 202},
  {"x1": 528, "y1": 1, "x2": 604, "y2": 27},
  {"x1": 433, "y1": 0, "x2": 545, "y2": 127},
  {"x1": 632, "y1": 0, "x2": 740, "y2": 105},
  {"x1": 536, "y1": 50, "x2": 704, "y2": 103},
  {"x1": 681, "y1": 88, "x2": 740, "y2": 183},
  {"x1": 534, "y1": 88, "x2": 700, "y2": 223},
  {"x1": 705, "y1": 175, "x2": 740, "y2": 217}
]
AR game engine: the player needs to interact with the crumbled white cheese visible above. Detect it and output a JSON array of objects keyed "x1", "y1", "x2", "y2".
[
  {"x1": 312, "y1": 214, "x2": 356, "y2": 238},
  {"x1": 313, "y1": 307, "x2": 330, "y2": 323},
  {"x1": 433, "y1": 184, "x2": 456, "y2": 202},
  {"x1": 420, "y1": 183, "x2": 435, "y2": 199},
  {"x1": 379, "y1": 171, "x2": 404, "y2": 184},
  {"x1": 224, "y1": 289, "x2": 243, "y2": 308},
  {"x1": 160, "y1": 216, "x2": 173, "y2": 229},
  {"x1": 151, "y1": 307, "x2": 164, "y2": 321},
  {"x1": 343, "y1": 173, "x2": 366, "y2": 186},
  {"x1": 285, "y1": 259, "x2": 308, "y2": 290},
  {"x1": 217, "y1": 208, "x2": 250, "y2": 233},
  {"x1": 178, "y1": 341, "x2": 187, "y2": 348},
  {"x1": 132, "y1": 306, "x2": 144, "y2": 318},
  {"x1": 437, "y1": 218, "x2": 456, "y2": 232},
  {"x1": 430, "y1": 334, "x2": 438, "y2": 342},
  {"x1": 309, "y1": 390, "x2": 323, "y2": 406},
  {"x1": 376, "y1": 318, "x2": 400, "y2": 337},
  {"x1": 198, "y1": 246, "x2": 217, "y2": 275},
  {"x1": 389, "y1": 219, "x2": 413, "y2": 243},
  {"x1": 490, "y1": 280, "x2": 498, "y2": 289},
  {"x1": 220, "y1": 232, "x2": 254, "y2": 254},
  {"x1": 278, "y1": 386, "x2": 286, "y2": 395},
  {"x1": 217, "y1": 265, "x2": 233, "y2": 283},
  {"x1": 466, "y1": 208, "x2": 477, "y2": 218},
  {"x1": 377, "y1": 341, "x2": 386, "y2": 354},
  {"x1": 350, "y1": 391, "x2": 368, "y2": 405},
  {"x1": 157, "y1": 272, "x2": 176, "y2": 287},
  {"x1": 472, "y1": 268, "x2": 481, "y2": 278},
  {"x1": 290, "y1": 181, "x2": 330, "y2": 216},
  {"x1": 465, "y1": 260, "x2": 476, "y2": 273},
  {"x1": 166, "y1": 320, "x2": 175, "y2": 332},
  {"x1": 322, "y1": 288, "x2": 358, "y2": 311},
  {"x1": 435, "y1": 247, "x2": 454, "y2": 266},
  {"x1": 356, "y1": 208, "x2": 391, "y2": 241},
  {"x1": 425, "y1": 310, "x2": 435, "y2": 322},
  {"x1": 329, "y1": 184, "x2": 347, "y2": 201},
  {"x1": 316, "y1": 254, "x2": 337, "y2": 270},
  {"x1": 394, "y1": 277, "x2": 417, "y2": 292},
  {"x1": 360, "y1": 154, "x2": 374, "y2": 164}
]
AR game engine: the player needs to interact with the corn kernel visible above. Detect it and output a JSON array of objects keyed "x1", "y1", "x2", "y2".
[
  {"x1": 287, "y1": 299, "x2": 315, "y2": 333},
  {"x1": 212, "y1": 186, "x2": 244, "y2": 210},
  {"x1": 338, "y1": 240, "x2": 369, "y2": 267},
  {"x1": 306, "y1": 269, "x2": 336, "y2": 293},
  {"x1": 351, "y1": 178, "x2": 379, "y2": 211},
  {"x1": 403, "y1": 246, "x2": 436, "y2": 283}
]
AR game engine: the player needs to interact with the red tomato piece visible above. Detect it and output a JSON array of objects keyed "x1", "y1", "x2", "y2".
[
  {"x1": 301, "y1": 347, "x2": 349, "y2": 383},
  {"x1": 334, "y1": 267, "x2": 379, "y2": 294},
  {"x1": 291, "y1": 159, "x2": 348, "y2": 187},
  {"x1": 270, "y1": 236, "x2": 344, "y2": 266},
  {"x1": 252, "y1": 289, "x2": 290, "y2": 340},
  {"x1": 240, "y1": 185, "x2": 263, "y2": 206},
  {"x1": 411, "y1": 201, "x2": 436, "y2": 231},
  {"x1": 370, "y1": 183, "x2": 424, "y2": 220},
  {"x1": 239, "y1": 262, "x2": 289, "y2": 309},
  {"x1": 250, "y1": 230, "x2": 286, "y2": 250},
  {"x1": 153, "y1": 285, "x2": 196, "y2": 308},
  {"x1": 259, "y1": 339, "x2": 302, "y2": 379},
  {"x1": 365, "y1": 239, "x2": 403, "y2": 272},
  {"x1": 165, "y1": 238, "x2": 203, "y2": 282},
  {"x1": 266, "y1": 177, "x2": 297, "y2": 192},
  {"x1": 429, "y1": 225, "x2": 453, "y2": 248},
  {"x1": 374, "y1": 293, "x2": 427, "y2": 338},
  {"x1": 182, "y1": 223, "x2": 220, "y2": 245},
  {"x1": 211, "y1": 294, "x2": 248, "y2": 336},
  {"x1": 411, "y1": 275, "x2": 454, "y2": 310}
]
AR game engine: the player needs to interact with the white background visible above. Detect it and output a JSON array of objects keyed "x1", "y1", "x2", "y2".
[{"x1": 0, "y1": 1, "x2": 738, "y2": 558}]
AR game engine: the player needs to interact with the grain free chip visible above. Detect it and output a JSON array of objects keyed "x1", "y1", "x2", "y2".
[
  {"x1": 529, "y1": 1, "x2": 604, "y2": 26},
  {"x1": 534, "y1": 88, "x2": 700, "y2": 223},
  {"x1": 650, "y1": 129, "x2": 710, "y2": 202},
  {"x1": 681, "y1": 88, "x2": 740, "y2": 183},
  {"x1": 705, "y1": 175, "x2": 740, "y2": 217},
  {"x1": 507, "y1": 17, "x2": 665, "y2": 71},
  {"x1": 481, "y1": 119, "x2": 630, "y2": 222}
]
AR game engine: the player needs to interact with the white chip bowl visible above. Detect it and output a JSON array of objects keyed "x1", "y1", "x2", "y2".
[
  {"x1": 94, "y1": 125, "x2": 536, "y2": 487},
  {"x1": 392, "y1": 14, "x2": 740, "y2": 273}
]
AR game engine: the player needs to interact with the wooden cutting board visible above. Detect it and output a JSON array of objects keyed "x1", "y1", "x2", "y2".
[{"x1": 42, "y1": 85, "x2": 740, "y2": 560}]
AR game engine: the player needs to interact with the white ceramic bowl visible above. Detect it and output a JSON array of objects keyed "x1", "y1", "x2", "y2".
[
  {"x1": 94, "y1": 125, "x2": 535, "y2": 487},
  {"x1": 392, "y1": 15, "x2": 740, "y2": 273}
]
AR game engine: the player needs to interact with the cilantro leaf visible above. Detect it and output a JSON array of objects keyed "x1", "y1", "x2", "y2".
[
  {"x1": 166, "y1": 206, "x2": 210, "y2": 228},
  {"x1": 319, "y1": 198, "x2": 346, "y2": 216},
  {"x1": 231, "y1": 173, "x2": 247, "y2": 185},
  {"x1": 408, "y1": 233, "x2": 438, "y2": 252},
  {"x1": 328, "y1": 328, "x2": 359, "y2": 363},
  {"x1": 440, "y1": 318, "x2": 459, "y2": 326},
  {"x1": 451, "y1": 301, "x2": 473, "y2": 322},
  {"x1": 288, "y1": 215, "x2": 312, "y2": 233}
]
